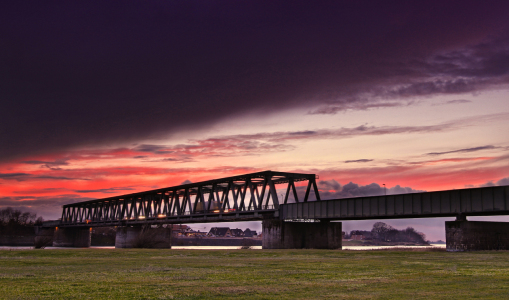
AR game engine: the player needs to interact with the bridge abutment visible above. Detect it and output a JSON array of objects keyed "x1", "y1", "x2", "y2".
[
  {"x1": 262, "y1": 219, "x2": 342, "y2": 249},
  {"x1": 446, "y1": 220, "x2": 509, "y2": 251},
  {"x1": 115, "y1": 226, "x2": 172, "y2": 248},
  {"x1": 53, "y1": 227, "x2": 91, "y2": 247}
]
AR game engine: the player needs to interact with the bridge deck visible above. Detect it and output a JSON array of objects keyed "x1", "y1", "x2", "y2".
[{"x1": 281, "y1": 185, "x2": 509, "y2": 221}]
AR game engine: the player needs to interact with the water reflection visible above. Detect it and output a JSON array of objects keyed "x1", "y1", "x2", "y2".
[{"x1": 1, "y1": 244, "x2": 446, "y2": 250}]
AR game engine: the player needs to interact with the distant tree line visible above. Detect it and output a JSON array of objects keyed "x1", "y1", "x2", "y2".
[
  {"x1": 346, "y1": 222, "x2": 428, "y2": 244},
  {"x1": 0, "y1": 207, "x2": 43, "y2": 235},
  {"x1": 371, "y1": 222, "x2": 428, "y2": 244}
]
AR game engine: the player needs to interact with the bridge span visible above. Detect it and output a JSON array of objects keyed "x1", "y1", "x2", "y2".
[
  {"x1": 39, "y1": 171, "x2": 509, "y2": 251},
  {"x1": 59, "y1": 171, "x2": 320, "y2": 226}
]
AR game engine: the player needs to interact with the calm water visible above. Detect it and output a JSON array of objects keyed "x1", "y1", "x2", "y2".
[{"x1": 0, "y1": 244, "x2": 445, "y2": 250}]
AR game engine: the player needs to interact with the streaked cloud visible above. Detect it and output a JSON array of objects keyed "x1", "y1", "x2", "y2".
[
  {"x1": 426, "y1": 145, "x2": 497, "y2": 156},
  {"x1": 344, "y1": 159, "x2": 374, "y2": 163},
  {"x1": 73, "y1": 187, "x2": 136, "y2": 194},
  {"x1": 0, "y1": 173, "x2": 86, "y2": 181},
  {"x1": 432, "y1": 99, "x2": 472, "y2": 106}
]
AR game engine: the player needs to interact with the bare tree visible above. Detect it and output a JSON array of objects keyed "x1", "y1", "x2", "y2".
[{"x1": 371, "y1": 222, "x2": 394, "y2": 242}]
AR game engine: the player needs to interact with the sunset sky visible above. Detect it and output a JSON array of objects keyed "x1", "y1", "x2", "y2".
[{"x1": 1, "y1": 1, "x2": 508, "y2": 240}]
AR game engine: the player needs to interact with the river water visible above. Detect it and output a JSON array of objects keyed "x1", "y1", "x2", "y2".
[{"x1": 0, "y1": 244, "x2": 446, "y2": 250}]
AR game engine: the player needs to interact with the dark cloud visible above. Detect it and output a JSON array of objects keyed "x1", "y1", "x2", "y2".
[
  {"x1": 2, "y1": 1, "x2": 509, "y2": 160},
  {"x1": 344, "y1": 159, "x2": 374, "y2": 163},
  {"x1": 23, "y1": 158, "x2": 70, "y2": 170},
  {"x1": 0, "y1": 194, "x2": 93, "y2": 219},
  {"x1": 318, "y1": 179, "x2": 341, "y2": 191},
  {"x1": 316, "y1": 180, "x2": 424, "y2": 200},
  {"x1": 426, "y1": 145, "x2": 497, "y2": 156},
  {"x1": 73, "y1": 187, "x2": 136, "y2": 194},
  {"x1": 12, "y1": 188, "x2": 67, "y2": 194},
  {"x1": 0, "y1": 173, "x2": 85, "y2": 181},
  {"x1": 498, "y1": 177, "x2": 509, "y2": 186},
  {"x1": 0, "y1": 173, "x2": 30, "y2": 179},
  {"x1": 308, "y1": 101, "x2": 403, "y2": 115},
  {"x1": 132, "y1": 145, "x2": 175, "y2": 155},
  {"x1": 479, "y1": 176, "x2": 509, "y2": 187}
]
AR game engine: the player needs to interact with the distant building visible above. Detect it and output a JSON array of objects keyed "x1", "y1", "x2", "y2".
[
  {"x1": 350, "y1": 230, "x2": 372, "y2": 240},
  {"x1": 185, "y1": 230, "x2": 207, "y2": 237},
  {"x1": 230, "y1": 228, "x2": 244, "y2": 237},
  {"x1": 170, "y1": 224, "x2": 191, "y2": 236},
  {"x1": 243, "y1": 228, "x2": 257, "y2": 237},
  {"x1": 207, "y1": 227, "x2": 232, "y2": 237}
]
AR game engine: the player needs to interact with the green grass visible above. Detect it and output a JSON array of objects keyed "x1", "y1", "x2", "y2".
[{"x1": 1, "y1": 249, "x2": 509, "y2": 299}]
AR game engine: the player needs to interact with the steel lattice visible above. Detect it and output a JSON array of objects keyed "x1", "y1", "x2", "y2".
[{"x1": 60, "y1": 171, "x2": 320, "y2": 227}]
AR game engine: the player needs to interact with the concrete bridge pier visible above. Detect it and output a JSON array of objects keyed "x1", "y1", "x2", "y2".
[
  {"x1": 446, "y1": 218, "x2": 509, "y2": 251},
  {"x1": 53, "y1": 227, "x2": 91, "y2": 247},
  {"x1": 34, "y1": 227, "x2": 55, "y2": 247},
  {"x1": 262, "y1": 219, "x2": 342, "y2": 249},
  {"x1": 115, "y1": 226, "x2": 172, "y2": 248}
]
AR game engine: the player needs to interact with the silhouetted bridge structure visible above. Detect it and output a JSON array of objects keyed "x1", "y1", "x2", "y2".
[
  {"x1": 39, "y1": 171, "x2": 509, "y2": 251},
  {"x1": 59, "y1": 171, "x2": 320, "y2": 226}
]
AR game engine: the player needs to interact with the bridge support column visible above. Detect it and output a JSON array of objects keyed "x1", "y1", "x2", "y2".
[
  {"x1": 446, "y1": 220, "x2": 509, "y2": 251},
  {"x1": 262, "y1": 219, "x2": 342, "y2": 249},
  {"x1": 34, "y1": 227, "x2": 55, "y2": 248},
  {"x1": 53, "y1": 227, "x2": 91, "y2": 247},
  {"x1": 115, "y1": 226, "x2": 172, "y2": 248}
]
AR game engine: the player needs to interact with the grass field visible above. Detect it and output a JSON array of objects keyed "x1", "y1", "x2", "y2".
[{"x1": 1, "y1": 248, "x2": 509, "y2": 299}]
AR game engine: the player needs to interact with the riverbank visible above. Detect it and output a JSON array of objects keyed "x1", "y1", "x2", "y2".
[
  {"x1": 1, "y1": 248, "x2": 508, "y2": 298},
  {"x1": 173, "y1": 237, "x2": 262, "y2": 247},
  {"x1": 342, "y1": 240, "x2": 430, "y2": 247}
]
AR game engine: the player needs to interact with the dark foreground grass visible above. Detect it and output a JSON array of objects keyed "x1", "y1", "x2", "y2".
[{"x1": 1, "y1": 248, "x2": 509, "y2": 299}]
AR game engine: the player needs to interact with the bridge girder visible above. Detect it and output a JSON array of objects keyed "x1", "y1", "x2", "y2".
[{"x1": 60, "y1": 171, "x2": 320, "y2": 227}]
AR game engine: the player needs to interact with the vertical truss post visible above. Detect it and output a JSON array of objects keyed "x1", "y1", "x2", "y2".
[
  {"x1": 284, "y1": 179, "x2": 292, "y2": 204},
  {"x1": 193, "y1": 187, "x2": 201, "y2": 213},
  {"x1": 173, "y1": 192, "x2": 181, "y2": 216},
  {"x1": 207, "y1": 184, "x2": 217, "y2": 211},
  {"x1": 303, "y1": 180, "x2": 312, "y2": 202},
  {"x1": 128, "y1": 198, "x2": 134, "y2": 219},
  {"x1": 239, "y1": 180, "x2": 249, "y2": 211},
  {"x1": 162, "y1": 193, "x2": 169, "y2": 216},
  {"x1": 185, "y1": 188, "x2": 192, "y2": 215},
  {"x1": 312, "y1": 178, "x2": 321, "y2": 201},
  {"x1": 247, "y1": 180, "x2": 257, "y2": 211},
  {"x1": 222, "y1": 183, "x2": 231, "y2": 210},
  {"x1": 268, "y1": 178, "x2": 279, "y2": 209},
  {"x1": 214, "y1": 185, "x2": 221, "y2": 208},
  {"x1": 61, "y1": 207, "x2": 66, "y2": 223},
  {"x1": 258, "y1": 178, "x2": 267, "y2": 209},
  {"x1": 231, "y1": 181, "x2": 240, "y2": 211}
]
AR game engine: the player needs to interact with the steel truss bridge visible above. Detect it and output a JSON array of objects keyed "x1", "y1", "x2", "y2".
[
  {"x1": 60, "y1": 171, "x2": 320, "y2": 227},
  {"x1": 59, "y1": 170, "x2": 509, "y2": 228}
]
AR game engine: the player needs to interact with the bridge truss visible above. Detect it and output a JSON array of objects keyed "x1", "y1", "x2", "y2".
[{"x1": 60, "y1": 171, "x2": 320, "y2": 227}]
